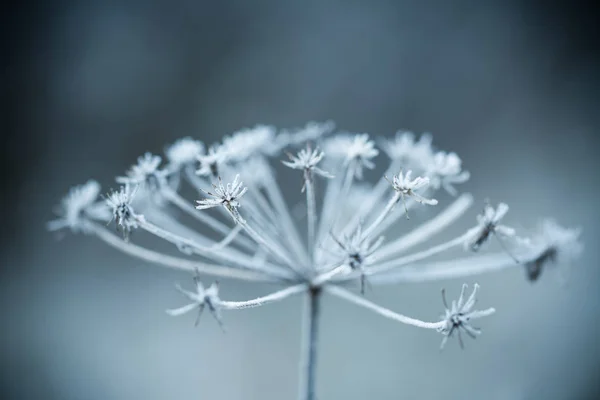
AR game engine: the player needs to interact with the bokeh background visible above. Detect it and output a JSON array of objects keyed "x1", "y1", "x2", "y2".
[{"x1": 2, "y1": 1, "x2": 599, "y2": 399}]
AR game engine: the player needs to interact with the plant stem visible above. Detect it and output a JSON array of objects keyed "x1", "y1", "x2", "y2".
[{"x1": 299, "y1": 287, "x2": 321, "y2": 400}]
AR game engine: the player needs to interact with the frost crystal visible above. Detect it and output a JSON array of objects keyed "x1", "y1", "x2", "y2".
[
  {"x1": 382, "y1": 131, "x2": 434, "y2": 169},
  {"x1": 521, "y1": 219, "x2": 583, "y2": 281},
  {"x1": 465, "y1": 202, "x2": 515, "y2": 252},
  {"x1": 283, "y1": 145, "x2": 334, "y2": 190},
  {"x1": 330, "y1": 224, "x2": 384, "y2": 293},
  {"x1": 167, "y1": 272, "x2": 224, "y2": 329},
  {"x1": 48, "y1": 180, "x2": 108, "y2": 233},
  {"x1": 49, "y1": 121, "x2": 583, "y2": 399},
  {"x1": 390, "y1": 170, "x2": 438, "y2": 217},
  {"x1": 166, "y1": 137, "x2": 205, "y2": 167},
  {"x1": 325, "y1": 133, "x2": 379, "y2": 179},
  {"x1": 196, "y1": 145, "x2": 229, "y2": 177},
  {"x1": 117, "y1": 153, "x2": 166, "y2": 190},
  {"x1": 438, "y1": 284, "x2": 496, "y2": 350},
  {"x1": 427, "y1": 151, "x2": 470, "y2": 195},
  {"x1": 106, "y1": 185, "x2": 142, "y2": 240},
  {"x1": 196, "y1": 174, "x2": 248, "y2": 223}
]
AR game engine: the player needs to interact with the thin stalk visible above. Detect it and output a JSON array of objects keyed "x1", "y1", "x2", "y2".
[
  {"x1": 363, "y1": 232, "x2": 471, "y2": 276},
  {"x1": 370, "y1": 252, "x2": 519, "y2": 285},
  {"x1": 264, "y1": 172, "x2": 311, "y2": 269},
  {"x1": 218, "y1": 284, "x2": 307, "y2": 310},
  {"x1": 162, "y1": 188, "x2": 255, "y2": 252},
  {"x1": 305, "y1": 178, "x2": 317, "y2": 258},
  {"x1": 298, "y1": 287, "x2": 321, "y2": 400},
  {"x1": 339, "y1": 159, "x2": 400, "y2": 235},
  {"x1": 375, "y1": 193, "x2": 473, "y2": 259},
  {"x1": 86, "y1": 222, "x2": 281, "y2": 282},
  {"x1": 135, "y1": 217, "x2": 291, "y2": 279},
  {"x1": 238, "y1": 219, "x2": 305, "y2": 277},
  {"x1": 361, "y1": 191, "x2": 401, "y2": 240},
  {"x1": 325, "y1": 285, "x2": 445, "y2": 330}
]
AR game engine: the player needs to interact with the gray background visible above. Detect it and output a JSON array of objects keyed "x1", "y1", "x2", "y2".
[{"x1": 2, "y1": 0, "x2": 599, "y2": 399}]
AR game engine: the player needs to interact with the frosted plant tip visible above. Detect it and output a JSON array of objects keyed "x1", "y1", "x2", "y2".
[
  {"x1": 116, "y1": 152, "x2": 166, "y2": 190},
  {"x1": 388, "y1": 170, "x2": 438, "y2": 219},
  {"x1": 196, "y1": 174, "x2": 248, "y2": 223},
  {"x1": 465, "y1": 202, "x2": 518, "y2": 262},
  {"x1": 522, "y1": 219, "x2": 583, "y2": 282},
  {"x1": 167, "y1": 271, "x2": 224, "y2": 331},
  {"x1": 330, "y1": 225, "x2": 384, "y2": 294},
  {"x1": 282, "y1": 145, "x2": 334, "y2": 191},
  {"x1": 47, "y1": 180, "x2": 107, "y2": 233},
  {"x1": 166, "y1": 137, "x2": 205, "y2": 167},
  {"x1": 438, "y1": 283, "x2": 496, "y2": 350},
  {"x1": 106, "y1": 184, "x2": 142, "y2": 241}
]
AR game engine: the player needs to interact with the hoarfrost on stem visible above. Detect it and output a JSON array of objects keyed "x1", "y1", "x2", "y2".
[{"x1": 49, "y1": 122, "x2": 582, "y2": 400}]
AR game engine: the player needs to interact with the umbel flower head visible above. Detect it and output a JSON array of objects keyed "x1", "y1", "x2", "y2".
[
  {"x1": 195, "y1": 174, "x2": 248, "y2": 223},
  {"x1": 47, "y1": 180, "x2": 109, "y2": 233},
  {"x1": 49, "y1": 122, "x2": 582, "y2": 400},
  {"x1": 520, "y1": 219, "x2": 583, "y2": 281},
  {"x1": 167, "y1": 270, "x2": 224, "y2": 330},
  {"x1": 438, "y1": 283, "x2": 496, "y2": 350},
  {"x1": 283, "y1": 145, "x2": 334, "y2": 191}
]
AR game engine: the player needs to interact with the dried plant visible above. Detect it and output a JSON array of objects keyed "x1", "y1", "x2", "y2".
[{"x1": 49, "y1": 122, "x2": 582, "y2": 399}]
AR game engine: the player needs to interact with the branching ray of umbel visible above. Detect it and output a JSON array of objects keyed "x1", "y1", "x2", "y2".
[{"x1": 49, "y1": 123, "x2": 583, "y2": 400}]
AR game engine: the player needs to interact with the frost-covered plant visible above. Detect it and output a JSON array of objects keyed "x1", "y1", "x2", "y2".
[{"x1": 49, "y1": 122, "x2": 582, "y2": 400}]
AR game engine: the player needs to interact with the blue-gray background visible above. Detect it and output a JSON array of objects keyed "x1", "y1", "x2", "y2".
[{"x1": 2, "y1": 1, "x2": 599, "y2": 399}]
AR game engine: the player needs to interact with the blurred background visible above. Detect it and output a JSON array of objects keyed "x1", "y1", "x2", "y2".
[{"x1": 2, "y1": 0, "x2": 599, "y2": 399}]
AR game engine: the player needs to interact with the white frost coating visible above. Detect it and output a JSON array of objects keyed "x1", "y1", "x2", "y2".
[
  {"x1": 49, "y1": 122, "x2": 581, "y2": 400},
  {"x1": 375, "y1": 193, "x2": 473, "y2": 261},
  {"x1": 47, "y1": 180, "x2": 109, "y2": 233},
  {"x1": 370, "y1": 253, "x2": 519, "y2": 284},
  {"x1": 166, "y1": 137, "x2": 205, "y2": 167},
  {"x1": 325, "y1": 285, "x2": 445, "y2": 330}
]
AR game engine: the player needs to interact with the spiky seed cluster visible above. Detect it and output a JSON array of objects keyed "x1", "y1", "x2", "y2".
[
  {"x1": 49, "y1": 122, "x2": 583, "y2": 397},
  {"x1": 105, "y1": 185, "x2": 142, "y2": 241},
  {"x1": 283, "y1": 145, "x2": 334, "y2": 191},
  {"x1": 167, "y1": 271, "x2": 224, "y2": 330},
  {"x1": 520, "y1": 219, "x2": 583, "y2": 281},
  {"x1": 47, "y1": 180, "x2": 108, "y2": 233},
  {"x1": 390, "y1": 169, "x2": 438, "y2": 218},
  {"x1": 464, "y1": 202, "x2": 517, "y2": 256},
  {"x1": 438, "y1": 284, "x2": 496, "y2": 350},
  {"x1": 117, "y1": 152, "x2": 166, "y2": 190},
  {"x1": 195, "y1": 174, "x2": 248, "y2": 223},
  {"x1": 166, "y1": 137, "x2": 205, "y2": 167}
]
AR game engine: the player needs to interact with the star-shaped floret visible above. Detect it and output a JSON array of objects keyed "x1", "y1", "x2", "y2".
[
  {"x1": 389, "y1": 170, "x2": 438, "y2": 218},
  {"x1": 166, "y1": 137, "x2": 205, "y2": 167},
  {"x1": 116, "y1": 153, "x2": 167, "y2": 190},
  {"x1": 47, "y1": 180, "x2": 109, "y2": 233},
  {"x1": 222, "y1": 125, "x2": 276, "y2": 162},
  {"x1": 106, "y1": 184, "x2": 142, "y2": 241},
  {"x1": 381, "y1": 131, "x2": 434, "y2": 170},
  {"x1": 426, "y1": 151, "x2": 470, "y2": 195},
  {"x1": 344, "y1": 134, "x2": 379, "y2": 179},
  {"x1": 522, "y1": 219, "x2": 583, "y2": 282},
  {"x1": 196, "y1": 174, "x2": 248, "y2": 223},
  {"x1": 196, "y1": 145, "x2": 229, "y2": 177},
  {"x1": 330, "y1": 224, "x2": 384, "y2": 294},
  {"x1": 167, "y1": 271, "x2": 224, "y2": 330},
  {"x1": 282, "y1": 145, "x2": 334, "y2": 191},
  {"x1": 273, "y1": 121, "x2": 335, "y2": 153},
  {"x1": 465, "y1": 202, "x2": 516, "y2": 253},
  {"x1": 438, "y1": 283, "x2": 496, "y2": 350}
]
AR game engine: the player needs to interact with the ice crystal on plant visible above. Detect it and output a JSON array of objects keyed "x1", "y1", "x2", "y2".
[
  {"x1": 438, "y1": 283, "x2": 496, "y2": 350},
  {"x1": 49, "y1": 122, "x2": 582, "y2": 400},
  {"x1": 48, "y1": 180, "x2": 108, "y2": 233},
  {"x1": 195, "y1": 174, "x2": 248, "y2": 223}
]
